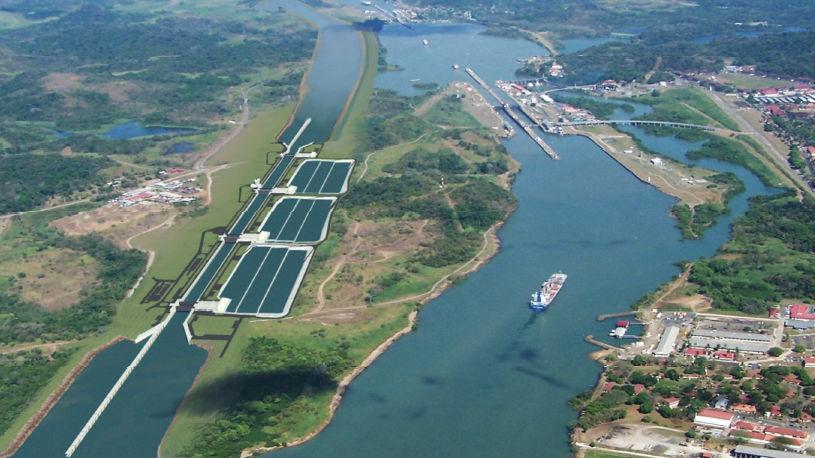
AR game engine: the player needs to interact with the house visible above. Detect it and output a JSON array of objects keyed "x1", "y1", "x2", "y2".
[
  {"x1": 807, "y1": 146, "x2": 815, "y2": 160},
  {"x1": 602, "y1": 381, "x2": 617, "y2": 392},
  {"x1": 714, "y1": 350, "x2": 736, "y2": 361},
  {"x1": 694, "y1": 408, "x2": 734, "y2": 429},
  {"x1": 732, "y1": 403, "x2": 757, "y2": 414},
  {"x1": 715, "y1": 395, "x2": 730, "y2": 410},
  {"x1": 759, "y1": 87, "x2": 780, "y2": 96},
  {"x1": 732, "y1": 420, "x2": 761, "y2": 431},
  {"x1": 650, "y1": 157, "x2": 663, "y2": 166},
  {"x1": 768, "y1": 307, "x2": 780, "y2": 318},
  {"x1": 663, "y1": 396, "x2": 680, "y2": 409},
  {"x1": 767, "y1": 104, "x2": 786, "y2": 117},
  {"x1": 782, "y1": 374, "x2": 800, "y2": 385},
  {"x1": 764, "y1": 425, "x2": 809, "y2": 441},
  {"x1": 633, "y1": 384, "x2": 646, "y2": 395},
  {"x1": 803, "y1": 356, "x2": 815, "y2": 368},
  {"x1": 788, "y1": 304, "x2": 815, "y2": 320},
  {"x1": 766, "y1": 404, "x2": 781, "y2": 418},
  {"x1": 685, "y1": 347, "x2": 708, "y2": 357}
]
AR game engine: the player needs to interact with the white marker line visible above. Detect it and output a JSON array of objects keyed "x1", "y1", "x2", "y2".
[
  {"x1": 232, "y1": 248, "x2": 275, "y2": 314},
  {"x1": 317, "y1": 162, "x2": 338, "y2": 194},
  {"x1": 253, "y1": 249, "x2": 292, "y2": 315},
  {"x1": 301, "y1": 161, "x2": 328, "y2": 193},
  {"x1": 286, "y1": 200, "x2": 318, "y2": 243},
  {"x1": 272, "y1": 198, "x2": 306, "y2": 240}
]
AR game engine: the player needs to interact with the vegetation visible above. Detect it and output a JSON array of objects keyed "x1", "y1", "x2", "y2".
[
  {"x1": 689, "y1": 192, "x2": 815, "y2": 314},
  {"x1": 0, "y1": 1, "x2": 315, "y2": 212},
  {"x1": 634, "y1": 88, "x2": 739, "y2": 131},
  {"x1": 549, "y1": 92, "x2": 633, "y2": 119},
  {"x1": 0, "y1": 214, "x2": 146, "y2": 344},
  {"x1": 0, "y1": 154, "x2": 112, "y2": 213},
  {"x1": 182, "y1": 336, "x2": 352, "y2": 457},
  {"x1": 0, "y1": 349, "x2": 73, "y2": 436}
]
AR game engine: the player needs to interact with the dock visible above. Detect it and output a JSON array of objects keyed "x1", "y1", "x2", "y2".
[
  {"x1": 585, "y1": 335, "x2": 622, "y2": 351},
  {"x1": 465, "y1": 67, "x2": 559, "y2": 160},
  {"x1": 597, "y1": 310, "x2": 637, "y2": 322}
]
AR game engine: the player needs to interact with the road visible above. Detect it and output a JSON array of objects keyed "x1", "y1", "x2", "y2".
[{"x1": 706, "y1": 91, "x2": 813, "y2": 197}]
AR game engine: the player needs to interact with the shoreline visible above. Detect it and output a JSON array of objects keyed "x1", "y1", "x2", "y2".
[
  {"x1": 241, "y1": 217, "x2": 507, "y2": 458},
  {"x1": 0, "y1": 336, "x2": 127, "y2": 458}
]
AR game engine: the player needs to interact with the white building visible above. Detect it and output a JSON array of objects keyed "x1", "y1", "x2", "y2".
[
  {"x1": 694, "y1": 408, "x2": 734, "y2": 429},
  {"x1": 654, "y1": 326, "x2": 680, "y2": 357}
]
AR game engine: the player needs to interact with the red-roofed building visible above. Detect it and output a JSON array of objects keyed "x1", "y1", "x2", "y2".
[
  {"x1": 714, "y1": 350, "x2": 736, "y2": 361},
  {"x1": 783, "y1": 374, "x2": 801, "y2": 385},
  {"x1": 759, "y1": 87, "x2": 780, "y2": 96},
  {"x1": 733, "y1": 420, "x2": 761, "y2": 431},
  {"x1": 694, "y1": 408, "x2": 734, "y2": 429},
  {"x1": 794, "y1": 83, "x2": 814, "y2": 93},
  {"x1": 765, "y1": 425, "x2": 809, "y2": 440},
  {"x1": 731, "y1": 403, "x2": 757, "y2": 414},
  {"x1": 767, "y1": 104, "x2": 786, "y2": 117},
  {"x1": 633, "y1": 384, "x2": 645, "y2": 395},
  {"x1": 801, "y1": 411, "x2": 813, "y2": 423},
  {"x1": 602, "y1": 381, "x2": 616, "y2": 392},
  {"x1": 663, "y1": 397, "x2": 680, "y2": 408},
  {"x1": 767, "y1": 404, "x2": 782, "y2": 418},
  {"x1": 788, "y1": 304, "x2": 815, "y2": 320},
  {"x1": 803, "y1": 356, "x2": 815, "y2": 368},
  {"x1": 685, "y1": 347, "x2": 708, "y2": 357},
  {"x1": 769, "y1": 307, "x2": 780, "y2": 318},
  {"x1": 807, "y1": 146, "x2": 815, "y2": 159}
]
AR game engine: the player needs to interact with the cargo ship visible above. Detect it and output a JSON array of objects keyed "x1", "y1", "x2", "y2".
[{"x1": 529, "y1": 272, "x2": 567, "y2": 311}]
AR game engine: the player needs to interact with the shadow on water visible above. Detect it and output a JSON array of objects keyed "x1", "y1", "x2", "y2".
[{"x1": 181, "y1": 369, "x2": 339, "y2": 416}]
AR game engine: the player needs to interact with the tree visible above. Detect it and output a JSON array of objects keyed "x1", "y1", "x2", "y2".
[
  {"x1": 768, "y1": 347, "x2": 784, "y2": 357},
  {"x1": 794, "y1": 344, "x2": 806, "y2": 354}
]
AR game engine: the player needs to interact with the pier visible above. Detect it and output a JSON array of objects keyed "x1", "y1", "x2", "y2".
[
  {"x1": 465, "y1": 67, "x2": 559, "y2": 160},
  {"x1": 585, "y1": 335, "x2": 622, "y2": 351},
  {"x1": 597, "y1": 310, "x2": 637, "y2": 322}
]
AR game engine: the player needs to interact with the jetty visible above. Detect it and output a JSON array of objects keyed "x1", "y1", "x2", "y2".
[
  {"x1": 585, "y1": 335, "x2": 622, "y2": 351},
  {"x1": 465, "y1": 67, "x2": 559, "y2": 160},
  {"x1": 597, "y1": 310, "x2": 637, "y2": 322}
]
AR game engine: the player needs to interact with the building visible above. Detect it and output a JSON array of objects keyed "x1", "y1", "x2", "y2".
[
  {"x1": 663, "y1": 396, "x2": 680, "y2": 408},
  {"x1": 689, "y1": 329, "x2": 774, "y2": 354},
  {"x1": 764, "y1": 425, "x2": 809, "y2": 441},
  {"x1": 788, "y1": 304, "x2": 815, "y2": 320},
  {"x1": 803, "y1": 356, "x2": 815, "y2": 368},
  {"x1": 732, "y1": 403, "x2": 757, "y2": 414},
  {"x1": 693, "y1": 408, "x2": 734, "y2": 429},
  {"x1": 654, "y1": 326, "x2": 680, "y2": 357},
  {"x1": 734, "y1": 445, "x2": 813, "y2": 458}
]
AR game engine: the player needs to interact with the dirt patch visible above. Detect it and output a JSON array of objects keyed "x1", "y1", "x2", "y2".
[
  {"x1": 95, "y1": 81, "x2": 142, "y2": 103},
  {"x1": 305, "y1": 219, "x2": 434, "y2": 323},
  {"x1": 42, "y1": 72, "x2": 84, "y2": 93},
  {"x1": 51, "y1": 202, "x2": 179, "y2": 248},
  {"x1": 0, "y1": 248, "x2": 98, "y2": 310}
]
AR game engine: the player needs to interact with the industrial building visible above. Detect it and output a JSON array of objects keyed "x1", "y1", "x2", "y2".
[
  {"x1": 693, "y1": 408, "x2": 734, "y2": 429},
  {"x1": 733, "y1": 445, "x2": 813, "y2": 458},
  {"x1": 688, "y1": 329, "x2": 774, "y2": 354},
  {"x1": 654, "y1": 325, "x2": 680, "y2": 357}
]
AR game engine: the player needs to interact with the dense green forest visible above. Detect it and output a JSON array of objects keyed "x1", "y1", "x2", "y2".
[
  {"x1": 0, "y1": 214, "x2": 146, "y2": 344},
  {"x1": 689, "y1": 193, "x2": 815, "y2": 315},
  {"x1": 0, "y1": 154, "x2": 112, "y2": 213},
  {"x1": 182, "y1": 336, "x2": 352, "y2": 457},
  {"x1": 0, "y1": 349, "x2": 73, "y2": 436}
]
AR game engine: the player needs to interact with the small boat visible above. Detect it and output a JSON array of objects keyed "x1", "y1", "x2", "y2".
[
  {"x1": 422, "y1": 39, "x2": 429, "y2": 46},
  {"x1": 452, "y1": 64, "x2": 460, "y2": 70}
]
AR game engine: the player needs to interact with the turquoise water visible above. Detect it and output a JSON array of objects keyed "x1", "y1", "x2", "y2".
[{"x1": 266, "y1": 23, "x2": 774, "y2": 458}]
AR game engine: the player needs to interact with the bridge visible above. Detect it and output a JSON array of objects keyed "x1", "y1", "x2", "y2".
[{"x1": 554, "y1": 119, "x2": 715, "y2": 131}]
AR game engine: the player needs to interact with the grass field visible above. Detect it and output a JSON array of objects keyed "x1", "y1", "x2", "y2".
[
  {"x1": 584, "y1": 449, "x2": 638, "y2": 458},
  {"x1": 717, "y1": 73, "x2": 794, "y2": 90},
  {"x1": 636, "y1": 87, "x2": 740, "y2": 131}
]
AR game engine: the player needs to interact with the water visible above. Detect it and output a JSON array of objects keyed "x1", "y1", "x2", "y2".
[
  {"x1": 375, "y1": 23, "x2": 545, "y2": 97},
  {"x1": 16, "y1": 1, "x2": 364, "y2": 456},
  {"x1": 164, "y1": 142, "x2": 195, "y2": 155},
  {"x1": 104, "y1": 122, "x2": 196, "y2": 140},
  {"x1": 267, "y1": 22, "x2": 774, "y2": 458}
]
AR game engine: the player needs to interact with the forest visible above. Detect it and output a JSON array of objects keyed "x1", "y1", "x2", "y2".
[
  {"x1": 690, "y1": 193, "x2": 815, "y2": 315},
  {"x1": 0, "y1": 154, "x2": 112, "y2": 213}
]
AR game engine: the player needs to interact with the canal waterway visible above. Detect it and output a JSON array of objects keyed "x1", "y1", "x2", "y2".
[
  {"x1": 13, "y1": 1, "x2": 363, "y2": 456},
  {"x1": 267, "y1": 21, "x2": 775, "y2": 458}
]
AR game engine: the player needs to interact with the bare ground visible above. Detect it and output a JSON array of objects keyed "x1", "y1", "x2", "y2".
[{"x1": 0, "y1": 248, "x2": 98, "y2": 310}]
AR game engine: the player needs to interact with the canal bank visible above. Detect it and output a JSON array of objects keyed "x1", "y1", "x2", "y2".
[
  {"x1": 263, "y1": 21, "x2": 775, "y2": 458},
  {"x1": 8, "y1": 1, "x2": 367, "y2": 456}
]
